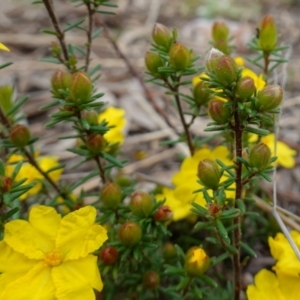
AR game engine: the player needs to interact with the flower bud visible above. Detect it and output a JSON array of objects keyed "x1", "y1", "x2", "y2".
[
  {"x1": 69, "y1": 71, "x2": 93, "y2": 104},
  {"x1": 256, "y1": 85, "x2": 283, "y2": 112},
  {"x1": 193, "y1": 81, "x2": 211, "y2": 106},
  {"x1": 118, "y1": 222, "x2": 142, "y2": 247},
  {"x1": 249, "y1": 143, "x2": 271, "y2": 170},
  {"x1": 213, "y1": 40, "x2": 230, "y2": 55},
  {"x1": 235, "y1": 76, "x2": 255, "y2": 99},
  {"x1": 100, "y1": 182, "x2": 122, "y2": 209},
  {"x1": 162, "y1": 242, "x2": 177, "y2": 260},
  {"x1": 205, "y1": 48, "x2": 224, "y2": 73},
  {"x1": 81, "y1": 110, "x2": 98, "y2": 126},
  {"x1": 99, "y1": 246, "x2": 119, "y2": 265},
  {"x1": 152, "y1": 23, "x2": 172, "y2": 49},
  {"x1": 0, "y1": 85, "x2": 14, "y2": 114},
  {"x1": 0, "y1": 176, "x2": 13, "y2": 192},
  {"x1": 212, "y1": 21, "x2": 229, "y2": 43},
  {"x1": 214, "y1": 55, "x2": 238, "y2": 86},
  {"x1": 153, "y1": 205, "x2": 173, "y2": 222},
  {"x1": 169, "y1": 43, "x2": 191, "y2": 71},
  {"x1": 130, "y1": 191, "x2": 153, "y2": 218},
  {"x1": 86, "y1": 133, "x2": 104, "y2": 155},
  {"x1": 51, "y1": 69, "x2": 72, "y2": 98},
  {"x1": 258, "y1": 15, "x2": 277, "y2": 52},
  {"x1": 9, "y1": 124, "x2": 31, "y2": 148},
  {"x1": 143, "y1": 271, "x2": 160, "y2": 289},
  {"x1": 184, "y1": 247, "x2": 210, "y2": 277},
  {"x1": 145, "y1": 51, "x2": 165, "y2": 77},
  {"x1": 51, "y1": 42, "x2": 61, "y2": 56},
  {"x1": 198, "y1": 159, "x2": 221, "y2": 190},
  {"x1": 208, "y1": 99, "x2": 231, "y2": 124}
]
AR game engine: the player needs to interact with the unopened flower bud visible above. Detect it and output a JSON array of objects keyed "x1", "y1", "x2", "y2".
[
  {"x1": 212, "y1": 21, "x2": 229, "y2": 43},
  {"x1": 169, "y1": 43, "x2": 191, "y2": 71},
  {"x1": 249, "y1": 143, "x2": 271, "y2": 170},
  {"x1": 0, "y1": 176, "x2": 13, "y2": 192},
  {"x1": 51, "y1": 42, "x2": 61, "y2": 56},
  {"x1": 0, "y1": 85, "x2": 14, "y2": 114},
  {"x1": 153, "y1": 205, "x2": 173, "y2": 222},
  {"x1": 130, "y1": 191, "x2": 153, "y2": 218},
  {"x1": 256, "y1": 85, "x2": 283, "y2": 112},
  {"x1": 51, "y1": 69, "x2": 72, "y2": 98},
  {"x1": 185, "y1": 247, "x2": 210, "y2": 277},
  {"x1": 205, "y1": 48, "x2": 224, "y2": 73},
  {"x1": 213, "y1": 40, "x2": 230, "y2": 55},
  {"x1": 69, "y1": 71, "x2": 93, "y2": 104},
  {"x1": 10, "y1": 124, "x2": 31, "y2": 148},
  {"x1": 99, "y1": 246, "x2": 119, "y2": 265},
  {"x1": 162, "y1": 242, "x2": 177, "y2": 260},
  {"x1": 118, "y1": 222, "x2": 142, "y2": 247},
  {"x1": 236, "y1": 76, "x2": 255, "y2": 99},
  {"x1": 214, "y1": 55, "x2": 238, "y2": 86},
  {"x1": 143, "y1": 271, "x2": 160, "y2": 289},
  {"x1": 86, "y1": 133, "x2": 104, "y2": 155},
  {"x1": 193, "y1": 81, "x2": 211, "y2": 106},
  {"x1": 81, "y1": 110, "x2": 98, "y2": 126},
  {"x1": 100, "y1": 182, "x2": 122, "y2": 209},
  {"x1": 152, "y1": 23, "x2": 172, "y2": 49},
  {"x1": 145, "y1": 51, "x2": 165, "y2": 77},
  {"x1": 259, "y1": 15, "x2": 277, "y2": 52},
  {"x1": 198, "y1": 159, "x2": 221, "y2": 190},
  {"x1": 208, "y1": 99, "x2": 231, "y2": 124}
]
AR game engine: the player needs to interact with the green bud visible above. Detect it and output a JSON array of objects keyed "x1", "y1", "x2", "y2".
[
  {"x1": 130, "y1": 191, "x2": 154, "y2": 218},
  {"x1": 86, "y1": 133, "x2": 105, "y2": 155},
  {"x1": 10, "y1": 124, "x2": 31, "y2": 148},
  {"x1": 0, "y1": 176, "x2": 13, "y2": 192},
  {"x1": 0, "y1": 85, "x2": 14, "y2": 114},
  {"x1": 100, "y1": 182, "x2": 122, "y2": 209},
  {"x1": 235, "y1": 76, "x2": 255, "y2": 99},
  {"x1": 81, "y1": 110, "x2": 98, "y2": 126},
  {"x1": 213, "y1": 40, "x2": 231, "y2": 55},
  {"x1": 152, "y1": 23, "x2": 172, "y2": 49},
  {"x1": 162, "y1": 242, "x2": 177, "y2": 260},
  {"x1": 212, "y1": 21, "x2": 229, "y2": 43},
  {"x1": 205, "y1": 48, "x2": 224, "y2": 73},
  {"x1": 256, "y1": 85, "x2": 283, "y2": 112},
  {"x1": 185, "y1": 247, "x2": 210, "y2": 277},
  {"x1": 118, "y1": 222, "x2": 142, "y2": 247},
  {"x1": 214, "y1": 55, "x2": 238, "y2": 86},
  {"x1": 99, "y1": 246, "x2": 119, "y2": 265},
  {"x1": 249, "y1": 143, "x2": 271, "y2": 170},
  {"x1": 198, "y1": 159, "x2": 221, "y2": 190},
  {"x1": 259, "y1": 15, "x2": 277, "y2": 52},
  {"x1": 145, "y1": 51, "x2": 165, "y2": 77},
  {"x1": 208, "y1": 99, "x2": 231, "y2": 124},
  {"x1": 51, "y1": 69, "x2": 72, "y2": 98},
  {"x1": 193, "y1": 81, "x2": 211, "y2": 106},
  {"x1": 69, "y1": 71, "x2": 93, "y2": 104},
  {"x1": 143, "y1": 271, "x2": 160, "y2": 290},
  {"x1": 153, "y1": 205, "x2": 173, "y2": 222},
  {"x1": 169, "y1": 43, "x2": 191, "y2": 71}
]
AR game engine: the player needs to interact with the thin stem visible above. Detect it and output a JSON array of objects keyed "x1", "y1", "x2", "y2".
[
  {"x1": 95, "y1": 155, "x2": 107, "y2": 184},
  {"x1": 84, "y1": 2, "x2": 94, "y2": 72},
  {"x1": 263, "y1": 51, "x2": 270, "y2": 80},
  {"x1": 42, "y1": 0, "x2": 70, "y2": 69}
]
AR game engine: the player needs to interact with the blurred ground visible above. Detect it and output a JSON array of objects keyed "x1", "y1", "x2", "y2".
[{"x1": 0, "y1": 0, "x2": 300, "y2": 294}]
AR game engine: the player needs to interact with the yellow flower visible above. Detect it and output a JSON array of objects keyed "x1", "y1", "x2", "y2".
[
  {"x1": 159, "y1": 146, "x2": 234, "y2": 221},
  {"x1": 5, "y1": 154, "x2": 63, "y2": 200},
  {"x1": 0, "y1": 43, "x2": 9, "y2": 52},
  {"x1": 98, "y1": 106, "x2": 126, "y2": 145},
  {"x1": 0, "y1": 205, "x2": 107, "y2": 300},
  {"x1": 184, "y1": 246, "x2": 210, "y2": 276}
]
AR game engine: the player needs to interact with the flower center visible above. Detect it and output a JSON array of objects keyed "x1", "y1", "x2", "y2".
[{"x1": 44, "y1": 251, "x2": 64, "y2": 267}]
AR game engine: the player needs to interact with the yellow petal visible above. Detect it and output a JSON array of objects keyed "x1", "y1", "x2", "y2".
[
  {"x1": 29, "y1": 206, "x2": 62, "y2": 242},
  {"x1": 0, "y1": 43, "x2": 9, "y2": 52},
  {"x1": 0, "y1": 262, "x2": 55, "y2": 300},
  {"x1": 52, "y1": 255, "x2": 103, "y2": 300},
  {"x1": 234, "y1": 56, "x2": 245, "y2": 67},
  {"x1": 277, "y1": 274, "x2": 300, "y2": 299},
  {"x1": 38, "y1": 156, "x2": 63, "y2": 182},
  {"x1": 56, "y1": 206, "x2": 107, "y2": 260}
]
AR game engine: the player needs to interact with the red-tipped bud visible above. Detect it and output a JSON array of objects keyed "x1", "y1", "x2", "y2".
[
  {"x1": 205, "y1": 48, "x2": 224, "y2": 72},
  {"x1": 152, "y1": 23, "x2": 172, "y2": 49},
  {"x1": 169, "y1": 43, "x2": 191, "y2": 71},
  {"x1": 100, "y1": 182, "x2": 122, "y2": 209},
  {"x1": 81, "y1": 110, "x2": 98, "y2": 126},
  {"x1": 208, "y1": 99, "x2": 231, "y2": 124},
  {"x1": 236, "y1": 76, "x2": 256, "y2": 99},
  {"x1": 162, "y1": 242, "x2": 177, "y2": 260},
  {"x1": 9, "y1": 124, "x2": 31, "y2": 148},
  {"x1": 119, "y1": 222, "x2": 142, "y2": 246},
  {"x1": 99, "y1": 246, "x2": 119, "y2": 265},
  {"x1": 184, "y1": 247, "x2": 210, "y2": 277},
  {"x1": 214, "y1": 55, "x2": 238, "y2": 86},
  {"x1": 0, "y1": 176, "x2": 13, "y2": 192},
  {"x1": 153, "y1": 205, "x2": 173, "y2": 222},
  {"x1": 249, "y1": 143, "x2": 271, "y2": 170},
  {"x1": 256, "y1": 85, "x2": 283, "y2": 112},
  {"x1": 193, "y1": 81, "x2": 211, "y2": 106},
  {"x1": 51, "y1": 69, "x2": 72, "y2": 98},
  {"x1": 145, "y1": 51, "x2": 165, "y2": 77},
  {"x1": 69, "y1": 71, "x2": 93, "y2": 104},
  {"x1": 212, "y1": 21, "x2": 229, "y2": 43},
  {"x1": 143, "y1": 271, "x2": 160, "y2": 289},
  {"x1": 86, "y1": 133, "x2": 104, "y2": 154},
  {"x1": 130, "y1": 191, "x2": 153, "y2": 218},
  {"x1": 259, "y1": 15, "x2": 277, "y2": 52},
  {"x1": 198, "y1": 159, "x2": 221, "y2": 190}
]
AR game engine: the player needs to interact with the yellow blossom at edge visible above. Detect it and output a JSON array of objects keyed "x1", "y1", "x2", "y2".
[{"x1": 0, "y1": 43, "x2": 9, "y2": 52}]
